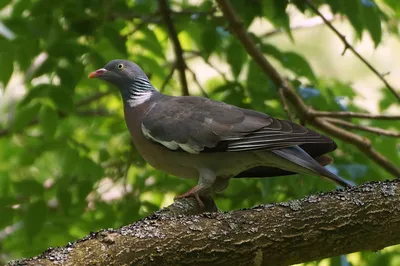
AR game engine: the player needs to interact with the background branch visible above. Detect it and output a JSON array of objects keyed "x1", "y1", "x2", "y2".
[
  {"x1": 160, "y1": 64, "x2": 176, "y2": 93},
  {"x1": 158, "y1": 0, "x2": 190, "y2": 96},
  {"x1": 10, "y1": 180, "x2": 400, "y2": 266},
  {"x1": 187, "y1": 67, "x2": 209, "y2": 98},
  {"x1": 311, "y1": 111, "x2": 400, "y2": 120},
  {"x1": 327, "y1": 118, "x2": 400, "y2": 137}
]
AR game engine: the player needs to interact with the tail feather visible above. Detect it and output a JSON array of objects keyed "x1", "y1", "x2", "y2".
[{"x1": 271, "y1": 146, "x2": 353, "y2": 188}]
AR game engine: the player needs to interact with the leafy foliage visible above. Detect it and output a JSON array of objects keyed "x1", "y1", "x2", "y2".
[{"x1": 0, "y1": 0, "x2": 399, "y2": 265}]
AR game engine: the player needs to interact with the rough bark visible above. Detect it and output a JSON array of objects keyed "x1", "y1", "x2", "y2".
[{"x1": 8, "y1": 180, "x2": 400, "y2": 266}]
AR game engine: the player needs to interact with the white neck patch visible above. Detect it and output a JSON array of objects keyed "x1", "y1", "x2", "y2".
[{"x1": 127, "y1": 90, "x2": 153, "y2": 107}]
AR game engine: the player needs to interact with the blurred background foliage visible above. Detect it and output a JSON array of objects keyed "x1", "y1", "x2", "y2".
[{"x1": 0, "y1": 0, "x2": 399, "y2": 265}]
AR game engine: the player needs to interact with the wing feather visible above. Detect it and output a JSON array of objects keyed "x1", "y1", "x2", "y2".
[{"x1": 141, "y1": 95, "x2": 335, "y2": 154}]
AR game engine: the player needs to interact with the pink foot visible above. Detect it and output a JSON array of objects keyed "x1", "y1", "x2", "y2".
[{"x1": 174, "y1": 185, "x2": 205, "y2": 209}]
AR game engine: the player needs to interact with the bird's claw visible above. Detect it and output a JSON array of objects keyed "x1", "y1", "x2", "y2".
[{"x1": 174, "y1": 187, "x2": 205, "y2": 209}]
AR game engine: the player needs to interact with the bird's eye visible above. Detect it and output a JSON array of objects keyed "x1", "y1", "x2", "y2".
[{"x1": 117, "y1": 63, "x2": 124, "y2": 70}]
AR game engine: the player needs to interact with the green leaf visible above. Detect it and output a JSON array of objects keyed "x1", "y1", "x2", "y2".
[
  {"x1": 230, "y1": 1, "x2": 261, "y2": 27},
  {"x1": 379, "y1": 88, "x2": 394, "y2": 111},
  {"x1": 57, "y1": 187, "x2": 71, "y2": 215},
  {"x1": 99, "y1": 148, "x2": 110, "y2": 162},
  {"x1": 56, "y1": 64, "x2": 84, "y2": 90},
  {"x1": 361, "y1": 0, "x2": 382, "y2": 47},
  {"x1": 227, "y1": 39, "x2": 247, "y2": 78},
  {"x1": 77, "y1": 157, "x2": 104, "y2": 181},
  {"x1": 280, "y1": 52, "x2": 316, "y2": 82},
  {"x1": 0, "y1": 172, "x2": 12, "y2": 196},
  {"x1": 13, "y1": 179, "x2": 44, "y2": 196},
  {"x1": 339, "y1": 0, "x2": 363, "y2": 38},
  {"x1": 48, "y1": 86, "x2": 74, "y2": 113},
  {"x1": 0, "y1": 0, "x2": 12, "y2": 9},
  {"x1": 136, "y1": 27, "x2": 165, "y2": 59},
  {"x1": 30, "y1": 57, "x2": 54, "y2": 79},
  {"x1": 77, "y1": 180, "x2": 94, "y2": 203},
  {"x1": 0, "y1": 206, "x2": 14, "y2": 228},
  {"x1": 201, "y1": 27, "x2": 218, "y2": 58},
  {"x1": 21, "y1": 85, "x2": 55, "y2": 107},
  {"x1": 13, "y1": 36, "x2": 40, "y2": 71},
  {"x1": 103, "y1": 24, "x2": 127, "y2": 57},
  {"x1": 261, "y1": 43, "x2": 316, "y2": 82},
  {"x1": 292, "y1": 0, "x2": 307, "y2": 13},
  {"x1": 260, "y1": 42, "x2": 282, "y2": 58},
  {"x1": 24, "y1": 199, "x2": 48, "y2": 240},
  {"x1": 135, "y1": 55, "x2": 165, "y2": 81},
  {"x1": 0, "y1": 39, "x2": 14, "y2": 86},
  {"x1": 11, "y1": 101, "x2": 41, "y2": 132},
  {"x1": 47, "y1": 39, "x2": 90, "y2": 60},
  {"x1": 262, "y1": 0, "x2": 292, "y2": 39},
  {"x1": 39, "y1": 105, "x2": 59, "y2": 138},
  {"x1": 246, "y1": 61, "x2": 275, "y2": 108}
]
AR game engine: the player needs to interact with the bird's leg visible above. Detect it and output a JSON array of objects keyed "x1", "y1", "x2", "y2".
[{"x1": 174, "y1": 168, "x2": 216, "y2": 209}]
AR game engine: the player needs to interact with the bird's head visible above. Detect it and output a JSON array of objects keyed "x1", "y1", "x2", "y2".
[{"x1": 89, "y1": 60, "x2": 154, "y2": 99}]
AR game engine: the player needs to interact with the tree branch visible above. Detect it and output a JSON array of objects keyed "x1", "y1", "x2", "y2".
[
  {"x1": 9, "y1": 180, "x2": 400, "y2": 266},
  {"x1": 187, "y1": 67, "x2": 209, "y2": 98},
  {"x1": 215, "y1": 0, "x2": 400, "y2": 178},
  {"x1": 160, "y1": 64, "x2": 176, "y2": 93},
  {"x1": 327, "y1": 118, "x2": 400, "y2": 137},
  {"x1": 311, "y1": 111, "x2": 400, "y2": 120},
  {"x1": 158, "y1": 0, "x2": 190, "y2": 96},
  {"x1": 76, "y1": 91, "x2": 113, "y2": 107},
  {"x1": 305, "y1": 0, "x2": 400, "y2": 102}
]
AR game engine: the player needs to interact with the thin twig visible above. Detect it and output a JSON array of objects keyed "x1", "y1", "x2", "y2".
[
  {"x1": 262, "y1": 14, "x2": 338, "y2": 38},
  {"x1": 114, "y1": 8, "x2": 217, "y2": 21},
  {"x1": 76, "y1": 91, "x2": 113, "y2": 107},
  {"x1": 216, "y1": 0, "x2": 400, "y2": 177},
  {"x1": 184, "y1": 50, "x2": 230, "y2": 80},
  {"x1": 205, "y1": 59, "x2": 229, "y2": 81},
  {"x1": 279, "y1": 87, "x2": 294, "y2": 121},
  {"x1": 326, "y1": 118, "x2": 400, "y2": 137},
  {"x1": 305, "y1": 0, "x2": 400, "y2": 102},
  {"x1": 160, "y1": 65, "x2": 177, "y2": 93},
  {"x1": 187, "y1": 67, "x2": 209, "y2": 98},
  {"x1": 158, "y1": 0, "x2": 190, "y2": 96},
  {"x1": 201, "y1": 57, "x2": 248, "y2": 93},
  {"x1": 78, "y1": 109, "x2": 115, "y2": 117},
  {"x1": 311, "y1": 111, "x2": 400, "y2": 120}
]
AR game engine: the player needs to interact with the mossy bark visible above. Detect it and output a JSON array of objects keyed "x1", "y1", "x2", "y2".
[{"x1": 9, "y1": 180, "x2": 400, "y2": 266}]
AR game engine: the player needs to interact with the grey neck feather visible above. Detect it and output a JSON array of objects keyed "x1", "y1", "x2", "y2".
[{"x1": 122, "y1": 77, "x2": 157, "y2": 107}]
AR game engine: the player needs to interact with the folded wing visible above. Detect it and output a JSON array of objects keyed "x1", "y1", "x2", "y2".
[{"x1": 141, "y1": 95, "x2": 335, "y2": 154}]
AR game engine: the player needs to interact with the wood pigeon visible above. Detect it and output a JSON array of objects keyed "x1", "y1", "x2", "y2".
[{"x1": 89, "y1": 59, "x2": 352, "y2": 207}]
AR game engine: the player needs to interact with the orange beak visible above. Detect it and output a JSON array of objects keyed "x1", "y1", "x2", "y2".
[{"x1": 88, "y1": 68, "x2": 108, "y2": 78}]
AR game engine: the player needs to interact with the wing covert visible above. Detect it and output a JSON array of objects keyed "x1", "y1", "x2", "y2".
[{"x1": 141, "y1": 95, "x2": 334, "y2": 154}]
